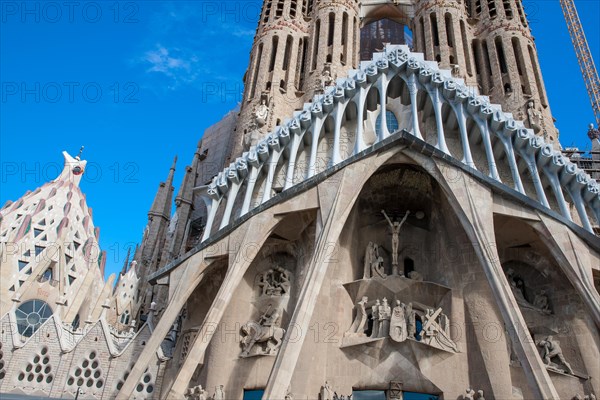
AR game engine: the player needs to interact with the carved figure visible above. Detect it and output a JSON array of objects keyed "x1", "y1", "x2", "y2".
[
  {"x1": 240, "y1": 305, "x2": 285, "y2": 357},
  {"x1": 527, "y1": 100, "x2": 543, "y2": 133},
  {"x1": 407, "y1": 270, "x2": 423, "y2": 281},
  {"x1": 257, "y1": 267, "x2": 291, "y2": 296},
  {"x1": 321, "y1": 381, "x2": 334, "y2": 400},
  {"x1": 346, "y1": 296, "x2": 368, "y2": 336},
  {"x1": 406, "y1": 302, "x2": 416, "y2": 339},
  {"x1": 381, "y1": 210, "x2": 410, "y2": 271},
  {"x1": 370, "y1": 299, "x2": 381, "y2": 338},
  {"x1": 533, "y1": 289, "x2": 551, "y2": 314},
  {"x1": 379, "y1": 297, "x2": 392, "y2": 337},
  {"x1": 538, "y1": 335, "x2": 574, "y2": 374},
  {"x1": 390, "y1": 299, "x2": 408, "y2": 342},
  {"x1": 477, "y1": 390, "x2": 485, "y2": 400},
  {"x1": 371, "y1": 244, "x2": 386, "y2": 278},
  {"x1": 213, "y1": 385, "x2": 224, "y2": 400},
  {"x1": 464, "y1": 388, "x2": 475, "y2": 400},
  {"x1": 419, "y1": 308, "x2": 458, "y2": 352},
  {"x1": 321, "y1": 68, "x2": 335, "y2": 91},
  {"x1": 185, "y1": 385, "x2": 207, "y2": 400},
  {"x1": 255, "y1": 99, "x2": 269, "y2": 127}
]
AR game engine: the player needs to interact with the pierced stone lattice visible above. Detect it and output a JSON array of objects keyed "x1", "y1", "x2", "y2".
[
  {"x1": 115, "y1": 363, "x2": 155, "y2": 399},
  {"x1": 66, "y1": 350, "x2": 104, "y2": 396},
  {"x1": 0, "y1": 341, "x2": 6, "y2": 380},
  {"x1": 16, "y1": 346, "x2": 54, "y2": 388}
]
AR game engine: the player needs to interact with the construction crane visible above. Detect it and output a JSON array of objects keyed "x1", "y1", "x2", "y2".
[{"x1": 559, "y1": 0, "x2": 600, "y2": 129}]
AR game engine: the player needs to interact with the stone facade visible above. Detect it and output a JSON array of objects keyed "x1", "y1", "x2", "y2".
[{"x1": 2, "y1": 0, "x2": 599, "y2": 399}]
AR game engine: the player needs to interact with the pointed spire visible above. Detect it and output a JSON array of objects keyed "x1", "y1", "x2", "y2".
[
  {"x1": 121, "y1": 246, "x2": 131, "y2": 276},
  {"x1": 148, "y1": 156, "x2": 177, "y2": 220}
]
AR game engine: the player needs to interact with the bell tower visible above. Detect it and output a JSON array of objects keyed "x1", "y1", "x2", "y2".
[{"x1": 231, "y1": 0, "x2": 559, "y2": 161}]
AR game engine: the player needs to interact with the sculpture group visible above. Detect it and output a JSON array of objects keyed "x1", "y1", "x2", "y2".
[{"x1": 345, "y1": 296, "x2": 458, "y2": 352}]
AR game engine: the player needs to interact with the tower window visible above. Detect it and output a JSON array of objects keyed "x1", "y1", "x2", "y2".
[
  {"x1": 312, "y1": 19, "x2": 320, "y2": 71},
  {"x1": 461, "y1": 21, "x2": 473, "y2": 76},
  {"x1": 528, "y1": 45, "x2": 548, "y2": 106},
  {"x1": 430, "y1": 13, "x2": 440, "y2": 47},
  {"x1": 488, "y1": 0, "x2": 497, "y2": 18},
  {"x1": 269, "y1": 36, "x2": 279, "y2": 72},
  {"x1": 503, "y1": 0, "x2": 513, "y2": 18},
  {"x1": 327, "y1": 12, "x2": 335, "y2": 47},
  {"x1": 495, "y1": 37, "x2": 508, "y2": 74}
]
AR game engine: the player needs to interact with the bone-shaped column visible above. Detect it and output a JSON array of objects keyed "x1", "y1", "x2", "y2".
[
  {"x1": 560, "y1": 166, "x2": 593, "y2": 232},
  {"x1": 468, "y1": 98, "x2": 501, "y2": 181},
  {"x1": 219, "y1": 160, "x2": 248, "y2": 229},
  {"x1": 514, "y1": 132, "x2": 550, "y2": 208},
  {"x1": 492, "y1": 114, "x2": 525, "y2": 194},
  {"x1": 284, "y1": 119, "x2": 306, "y2": 190},
  {"x1": 307, "y1": 102, "x2": 325, "y2": 178},
  {"x1": 538, "y1": 145, "x2": 571, "y2": 220},
  {"x1": 200, "y1": 183, "x2": 223, "y2": 242},
  {"x1": 241, "y1": 149, "x2": 266, "y2": 215},
  {"x1": 444, "y1": 80, "x2": 475, "y2": 168},
  {"x1": 262, "y1": 135, "x2": 284, "y2": 204}
]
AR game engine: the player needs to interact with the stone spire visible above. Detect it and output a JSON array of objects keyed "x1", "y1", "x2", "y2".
[
  {"x1": 133, "y1": 156, "x2": 177, "y2": 320},
  {"x1": 0, "y1": 151, "x2": 112, "y2": 323}
]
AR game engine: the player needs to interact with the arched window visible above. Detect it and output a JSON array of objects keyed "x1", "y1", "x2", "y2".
[
  {"x1": 15, "y1": 299, "x2": 53, "y2": 337},
  {"x1": 72, "y1": 314, "x2": 80, "y2": 330},
  {"x1": 120, "y1": 310, "x2": 131, "y2": 325}
]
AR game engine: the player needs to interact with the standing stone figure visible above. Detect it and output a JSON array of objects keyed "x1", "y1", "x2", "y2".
[
  {"x1": 346, "y1": 296, "x2": 369, "y2": 336},
  {"x1": 390, "y1": 299, "x2": 408, "y2": 342},
  {"x1": 213, "y1": 385, "x2": 224, "y2": 400},
  {"x1": 381, "y1": 210, "x2": 410, "y2": 274},
  {"x1": 255, "y1": 99, "x2": 269, "y2": 127},
  {"x1": 370, "y1": 300, "x2": 381, "y2": 338},
  {"x1": 537, "y1": 335, "x2": 574, "y2": 374},
  {"x1": 406, "y1": 302, "x2": 416, "y2": 339},
  {"x1": 379, "y1": 298, "x2": 392, "y2": 337},
  {"x1": 371, "y1": 244, "x2": 386, "y2": 278},
  {"x1": 321, "y1": 381, "x2": 334, "y2": 400},
  {"x1": 533, "y1": 289, "x2": 551, "y2": 314},
  {"x1": 464, "y1": 388, "x2": 475, "y2": 400}
]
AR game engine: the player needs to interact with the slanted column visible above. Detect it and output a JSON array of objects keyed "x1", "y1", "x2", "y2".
[
  {"x1": 307, "y1": 101, "x2": 325, "y2": 178},
  {"x1": 435, "y1": 164, "x2": 560, "y2": 400},
  {"x1": 406, "y1": 68, "x2": 423, "y2": 140},
  {"x1": 421, "y1": 69, "x2": 449, "y2": 155},
  {"x1": 262, "y1": 135, "x2": 283, "y2": 204},
  {"x1": 331, "y1": 98, "x2": 346, "y2": 165},
  {"x1": 200, "y1": 183, "x2": 223, "y2": 242},
  {"x1": 116, "y1": 255, "x2": 213, "y2": 400},
  {"x1": 352, "y1": 76, "x2": 368, "y2": 154},
  {"x1": 444, "y1": 80, "x2": 475, "y2": 168},
  {"x1": 263, "y1": 151, "x2": 397, "y2": 399},
  {"x1": 284, "y1": 119, "x2": 305, "y2": 190},
  {"x1": 241, "y1": 150, "x2": 265, "y2": 215},
  {"x1": 165, "y1": 210, "x2": 282, "y2": 399},
  {"x1": 468, "y1": 97, "x2": 501, "y2": 181},
  {"x1": 561, "y1": 166, "x2": 593, "y2": 232},
  {"x1": 514, "y1": 132, "x2": 549, "y2": 207},
  {"x1": 538, "y1": 145, "x2": 571, "y2": 220},
  {"x1": 492, "y1": 113, "x2": 526, "y2": 194},
  {"x1": 219, "y1": 163, "x2": 245, "y2": 229}
]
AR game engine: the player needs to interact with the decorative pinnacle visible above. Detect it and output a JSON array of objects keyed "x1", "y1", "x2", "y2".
[{"x1": 76, "y1": 146, "x2": 85, "y2": 160}]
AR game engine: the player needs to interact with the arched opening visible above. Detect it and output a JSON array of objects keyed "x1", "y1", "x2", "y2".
[
  {"x1": 403, "y1": 257, "x2": 415, "y2": 277},
  {"x1": 360, "y1": 18, "x2": 410, "y2": 61}
]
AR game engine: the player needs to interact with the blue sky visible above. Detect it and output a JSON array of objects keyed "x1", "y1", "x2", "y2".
[{"x1": 1, "y1": 0, "x2": 599, "y2": 279}]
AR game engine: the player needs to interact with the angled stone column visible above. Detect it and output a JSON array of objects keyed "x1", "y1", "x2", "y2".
[
  {"x1": 165, "y1": 211, "x2": 283, "y2": 399},
  {"x1": 428, "y1": 157, "x2": 560, "y2": 400},
  {"x1": 115, "y1": 253, "x2": 213, "y2": 400},
  {"x1": 534, "y1": 215, "x2": 600, "y2": 328},
  {"x1": 263, "y1": 150, "x2": 396, "y2": 399}
]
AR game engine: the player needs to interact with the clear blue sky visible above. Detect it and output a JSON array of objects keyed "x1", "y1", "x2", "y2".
[{"x1": 1, "y1": 0, "x2": 599, "y2": 280}]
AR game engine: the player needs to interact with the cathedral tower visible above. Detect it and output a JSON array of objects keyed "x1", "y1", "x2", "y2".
[{"x1": 233, "y1": 0, "x2": 559, "y2": 160}]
